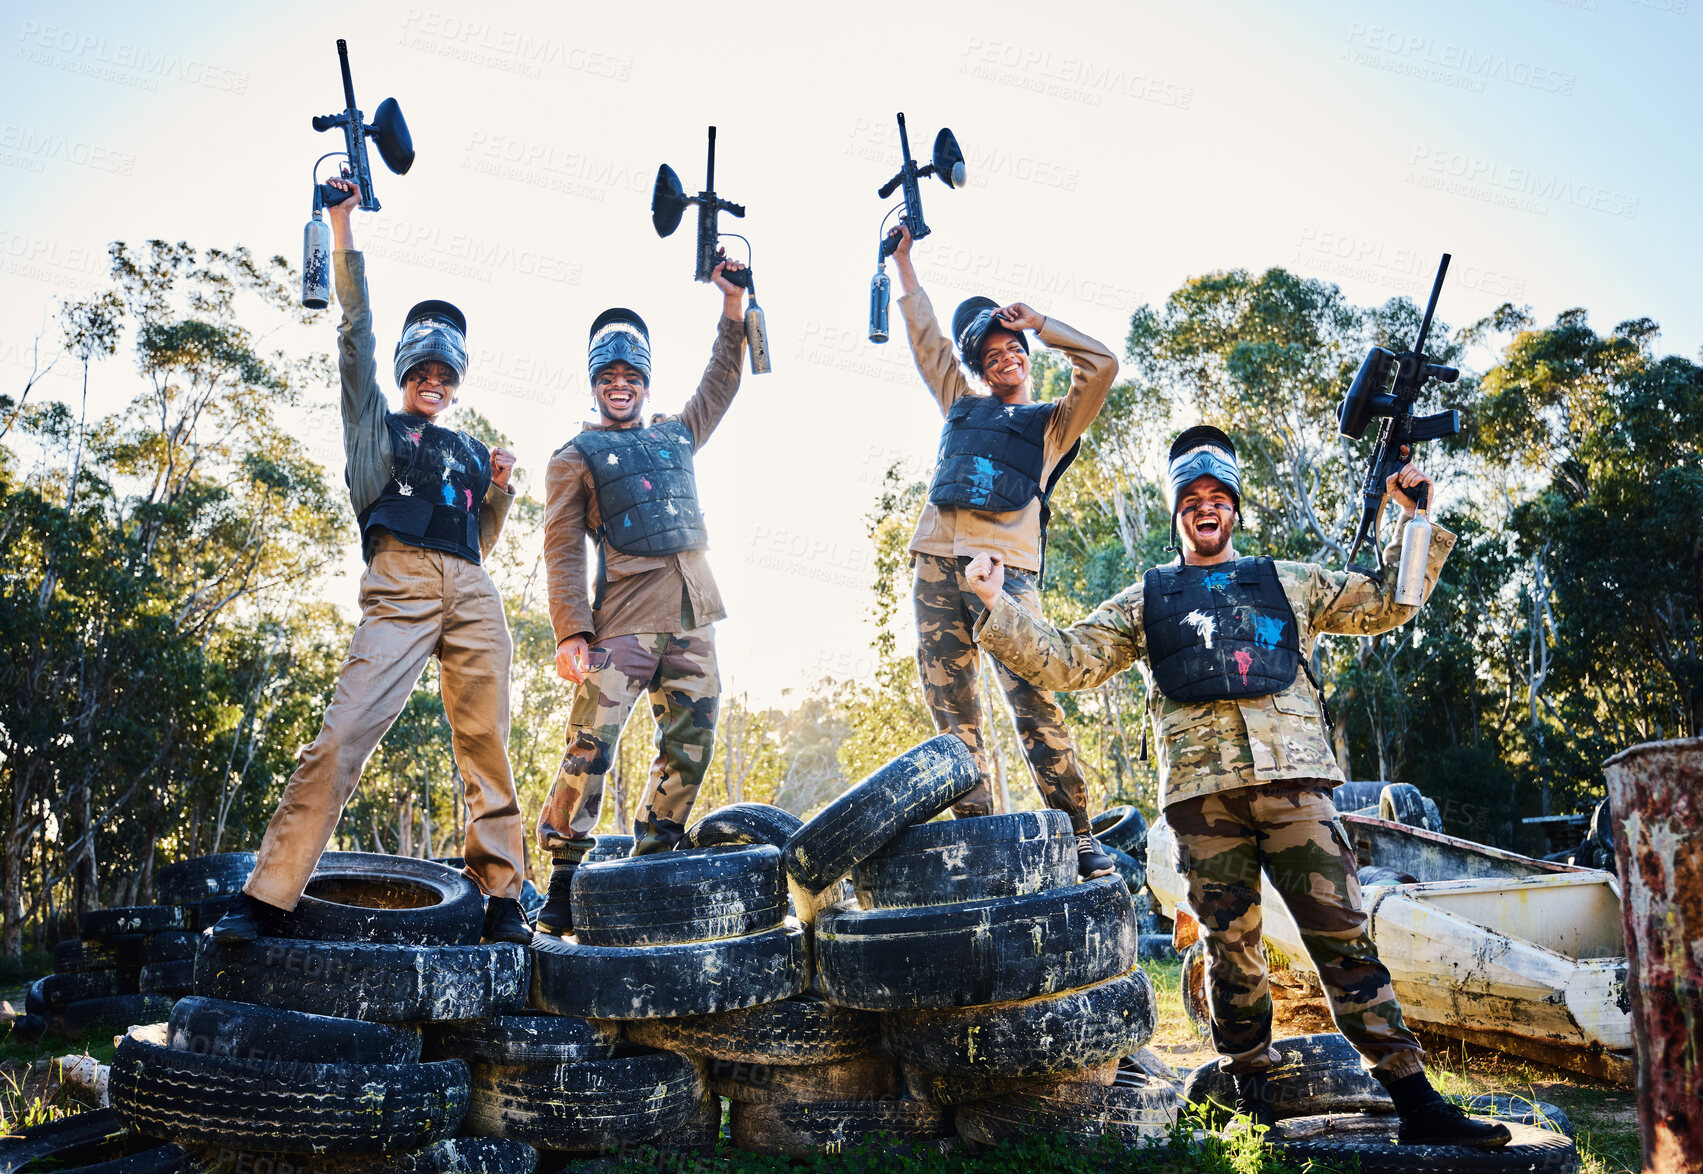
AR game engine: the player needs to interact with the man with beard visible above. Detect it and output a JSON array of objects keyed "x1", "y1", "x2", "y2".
[
  {"x1": 533, "y1": 261, "x2": 747, "y2": 935},
  {"x1": 212, "y1": 176, "x2": 531, "y2": 946},
  {"x1": 886, "y1": 224, "x2": 1118, "y2": 879},
  {"x1": 961, "y1": 426, "x2": 1511, "y2": 1147}
]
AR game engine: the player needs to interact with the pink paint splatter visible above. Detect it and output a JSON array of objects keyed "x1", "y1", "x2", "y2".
[
  {"x1": 642, "y1": 477, "x2": 653, "y2": 490},
  {"x1": 1233, "y1": 649, "x2": 1253, "y2": 685},
  {"x1": 464, "y1": 489, "x2": 473, "y2": 508}
]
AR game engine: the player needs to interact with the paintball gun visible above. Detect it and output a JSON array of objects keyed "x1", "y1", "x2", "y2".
[
  {"x1": 651, "y1": 127, "x2": 770, "y2": 374},
  {"x1": 868, "y1": 113, "x2": 964, "y2": 343},
  {"x1": 1337, "y1": 252, "x2": 1463, "y2": 605},
  {"x1": 300, "y1": 39, "x2": 414, "y2": 308}
]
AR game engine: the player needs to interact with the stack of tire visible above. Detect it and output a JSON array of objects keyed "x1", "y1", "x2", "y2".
[
  {"x1": 105, "y1": 852, "x2": 536, "y2": 1171},
  {"x1": 525, "y1": 818, "x2": 811, "y2": 1156},
  {"x1": 1184, "y1": 1034, "x2": 1581, "y2": 1173},
  {"x1": 21, "y1": 905, "x2": 180, "y2": 1042}
]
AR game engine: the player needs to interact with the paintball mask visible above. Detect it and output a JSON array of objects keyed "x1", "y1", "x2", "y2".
[
  {"x1": 588, "y1": 308, "x2": 652, "y2": 385},
  {"x1": 394, "y1": 300, "x2": 468, "y2": 388}
]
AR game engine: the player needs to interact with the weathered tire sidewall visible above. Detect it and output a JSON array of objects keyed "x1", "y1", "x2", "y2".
[
  {"x1": 683, "y1": 803, "x2": 802, "y2": 850},
  {"x1": 1270, "y1": 1115, "x2": 1577, "y2": 1174},
  {"x1": 257, "y1": 853, "x2": 484, "y2": 947},
  {"x1": 1090, "y1": 806, "x2": 1149, "y2": 854},
  {"x1": 571, "y1": 844, "x2": 786, "y2": 947},
  {"x1": 422, "y1": 1013, "x2": 619, "y2": 1066},
  {"x1": 618, "y1": 994, "x2": 880, "y2": 1066},
  {"x1": 728, "y1": 1098, "x2": 949, "y2": 1157},
  {"x1": 1183, "y1": 1033, "x2": 1388, "y2": 1124},
  {"x1": 851, "y1": 810, "x2": 1074, "y2": 908},
  {"x1": 168, "y1": 995, "x2": 424, "y2": 1064},
  {"x1": 156, "y1": 853, "x2": 257, "y2": 905},
  {"x1": 463, "y1": 1050, "x2": 705, "y2": 1149}
]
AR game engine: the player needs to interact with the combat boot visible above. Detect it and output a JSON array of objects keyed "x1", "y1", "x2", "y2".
[
  {"x1": 208, "y1": 893, "x2": 271, "y2": 944},
  {"x1": 481, "y1": 897, "x2": 532, "y2": 945},
  {"x1": 1386, "y1": 1072, "x2": 1512, "y2": 1147},
  {"x1": 1232, "y1": 1072, "x2": 1277, "y2": 1129},
  {"x1": 534, "y1": 861, "x2": 577, "y2": 937}
]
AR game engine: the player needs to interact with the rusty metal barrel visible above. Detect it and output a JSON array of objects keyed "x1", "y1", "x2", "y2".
[{"x1": 1605, "y1": 737, "x2": 1703, "y2": 1173}]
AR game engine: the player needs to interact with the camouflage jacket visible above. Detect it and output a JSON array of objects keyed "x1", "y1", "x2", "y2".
[{"x1": 973, "y1": 526, "x2": 1457, "y2": 809}]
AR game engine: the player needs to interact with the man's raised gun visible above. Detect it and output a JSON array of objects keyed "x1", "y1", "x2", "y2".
[{"x1": 868, "y1": 113, "x2": 964, "y2": 343}]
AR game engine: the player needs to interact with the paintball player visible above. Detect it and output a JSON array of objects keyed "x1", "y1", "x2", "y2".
[
  {"x1": 963, "y1": 426, "x2": 1511, "y2": 1147},
  {"x1": 212, "y1": 177, "x2": 531, "y2": 946},
  {"x1": 532, "y1": 261, "x2": 748, "y2": 936},
  {"x1": 886, "y1": 224, "x2": 1118, "y2": 879}
]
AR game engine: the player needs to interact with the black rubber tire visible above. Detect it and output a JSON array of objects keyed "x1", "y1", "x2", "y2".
[
  {"x1": 1332, "y1": 780, "x2": 1386, "y2": 811},
  {"x1": 584, "y1": 835, "x2": 633, "y2": 863},
  {"x1": 109, "y1": 1023, "x2": 468, "y2": 1154},
  {"x1": 1454, "y1": 1095, "x2": 1575, "y2": 1139},
  {"x1": 1183, "y1": 1033, "x2": 1390, "y2": 1124},
  {"x1": 194, "y1": 937, "x2": 529, "y2": 1023},
  {"x1": 816, "y1": 874, "x2": 1137, "y2": 1010},
  {"x1": 619, "y1": 994, "x2": 881, "y2": 1066},
  {"x1": 572, "y1": 845, "x2": 786, "y2": 947},
  {"x1": 462, "y1": 1050, "x2": 705, "y2": 1150},
  {"x1": 1138, "y1": 933, "x2": 1178, "y2": 962},
  {"x1": 1180, "y1": 941, "x2": 1212, "y2": 1038},
  {"x1": 54, "y1": 935, "x2": 145, "y2": 974},
  {"x1": 1104, "y1": 844, "x2": 1147, "y2": 895},
  {"x1": 783, "y1": 735, "x2": 978, "y2": 894},
  {"x1": 1270, "y1": 1115, "x2": 1577, "y2": 1173},
  {"x1": 255, "y1": 853, "x2": 484, "y2": 947},
  {"x1": 144, "y1": 931, "x2": 201, "y2": 965},
  {"x1": 188, "y1": 1138, "x2": 539, "y2": 1174},
  {"x1": 881, "y1": 968, "x2": 1156, "y2": 1078},
  {"x1": 12, "y1": 1011, "x2": 47, "y2": 1042},
  {"x1": 532, "y1": 921, "x2": 808, "y2": 1020},
  {"x1": 652, "y1": 1089, "x2": 722, "y2": 1153},
  {"x1": 71, "y1": 1146, "x2": 196, "y2": 1174},
  {"x1": 711, "y1": 1052, "x2": 898, "y2": 1104},
  {"x1": 422, "y1": 1013, "x2": 618, "y2": 1066},
  {"x1": 1090, "y1": 806, "x2": 1149, "y2": 854},
  {"x1": 156, "y1": 853, "x2": 257, "y2": 905},
  {"x1": 141, "y1": 960, "x2": 196, "y2": 995},
  {"x1": 25, "y1": 975, "x2": 48, "y2": 1014},
  {"x1": 901, "y1": 1058, "x2": 1119, "y2": 1106},
  {"x1": 1378, "y1": 783, "x2": 1429, "y2": 829},
  {"x1": 683, "y1": 802, "x2": 802, "y2": 850},
  {"x1": 55, "y1": 995, "x2": 178, "y2": 1035},
  {"x1": 0, "y1": 1106, "x2": 133, "y2": 1167},
  {"x1": 184, "y1": 896, "x2": 242, "y2": 933},
  {"x1": 40, "y1": 967, "x2": 141, "y2": 1007},
  {"x1": 728, "y1": 1099, "x2": 949, "y2": 1157},
  {"x1": 168, "y1": 995, "x2": 423, "y2": 1064},
  {"x1": 82, "y1": 906, "x2": 187, "y2": 940},
  {"x1": 852, "y1": 810, "x2": 1074, "y2": 909},
  {"x1": 1358, "y1": 864, "x2": 1417, "y2": 886},
  {"x1": 954, "y1": 1066, "x2": 1184, "y2": 1146}
]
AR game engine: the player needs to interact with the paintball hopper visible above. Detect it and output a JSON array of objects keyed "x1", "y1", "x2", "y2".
[
  {"x1": 1337, "y1": 252, "x2": 1463, "y2": 597},
  {"x1": 870, "y1": 113, "x2": 965, "y2": 343},
  {"x1": 650, "y1": 127, "x2": 770, "y2": 375},
  {"x1": 302, "y1": 40, "x2": 414, "y2": 308}
]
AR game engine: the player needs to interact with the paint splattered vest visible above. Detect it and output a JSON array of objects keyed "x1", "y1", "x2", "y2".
[
  {"x1": 359, "y1": 412, "x2": 490, "y2": 565},
  {"x1": 570, "y1": 420, "x2": 707, "y2": 557},
  {"x1": 927, "y1": 396, "x2": 1080, "y2": 515},
  {"x1": 1142, "y1": 556, "x2": 1300, "y2": 703}
]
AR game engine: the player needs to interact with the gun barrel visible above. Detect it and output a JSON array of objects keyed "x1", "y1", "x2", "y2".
[
  {"x1": 895, "y1": 112, "x2": 911, "y2": 164},
  {"x1": 1413, "y1": 252, "x2": 1451, "y2": 357},
  {"x1": 336, "y1": 39, "x2": 356, "y2": 112},
  {"x1": 705, "y1": 126, "x2": 716, "y2": 195}
]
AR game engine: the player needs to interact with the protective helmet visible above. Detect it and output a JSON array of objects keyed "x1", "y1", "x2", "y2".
[
  {"x1": 393, "y1": 300, "x2": 469, "y2": 388},
  {"x1": 952, "y1": 296, "x2": 1030, "y2": 377},
  {"x1": 1166, "y1": 425, "x2": 1241, "y2": 512},
  {"x1": 588, "y1": 308, "x2": 651, "y2": 385}
]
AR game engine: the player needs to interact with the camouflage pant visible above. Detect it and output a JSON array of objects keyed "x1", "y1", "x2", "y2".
[
  {"x1": 1169, "y1": 780, "x2": 1425, "y2": 1082},
  {"x1": 913, "y1": 553, "x2": 1090, "y2": 833},
  {"x1": 537, "y1": 628, "x2": 720, "y2": 858}
]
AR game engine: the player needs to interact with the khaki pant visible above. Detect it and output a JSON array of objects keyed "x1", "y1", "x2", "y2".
[
  {"x1": 246, "y1": 532, "x2": 525, "y2": 907},
  {"x1": 1169, "y1": 780, "x2": 1425, "y2": 1082}
]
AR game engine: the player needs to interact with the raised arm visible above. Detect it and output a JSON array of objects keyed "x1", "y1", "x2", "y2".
[
  {"x1": 324, "y1": 178, "x2": 391, "y2": 515},
  {"x1": 966, "y1": 554, "x2": 1145, "y2": 691},
  {"x1": 1309, "y1": 459, "x2": 1455, "y2": 636},
  {"x1": 678, "y1": 260, "x2": 748, "y2": 450},
  {"x1": 1035, "y1": 314, "x2": 1117, "y2": 457},
  {"x1": 889, "y1": 225, "x2": 970, "y2": 415}
]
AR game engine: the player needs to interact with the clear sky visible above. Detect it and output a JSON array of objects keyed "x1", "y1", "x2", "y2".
[{"x1": 2, "y1": 0, "x2": 1697, "y2": 705}]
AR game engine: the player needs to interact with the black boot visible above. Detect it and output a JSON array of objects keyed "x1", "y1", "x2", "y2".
[
  {"x1": 1076, "y1": 833, "x2": 1117, "y2": 880},
  {"x1": 534, "y1": 863, "x2": 575, "y2": 937},
  {"x1": 1387, "y1": 1072, "x2": 1512, "y2": 1147},
  {"x1": 1232, "y1": 1072, "x2": 1276, "y2": 1130},
  {"x1": 207, "y1": 893, "x2": 269, "y2": 944},
  {"x1": 481, "y1": 897, "x2": 533, "y2": 946}
]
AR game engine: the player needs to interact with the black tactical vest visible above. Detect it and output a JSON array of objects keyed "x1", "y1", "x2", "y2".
[
  {"x1": 571, "y1": 420, "x2": 708, "y2": 557},
  {"x1": 358, "y1": 412, "x2": 491, "y2": 565},
  {"x1": 927, "y1": 396, "x2": 1079, "y2": 514},
  {"x1": 1142, "y1": 556, "x2": 1301, "y2": 703}
]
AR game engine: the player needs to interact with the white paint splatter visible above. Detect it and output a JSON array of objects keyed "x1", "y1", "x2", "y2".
[{"x1": 1183, "y1": 610, "x2": 1216, "y2": 649}]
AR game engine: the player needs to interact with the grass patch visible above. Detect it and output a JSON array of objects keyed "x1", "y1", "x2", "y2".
[{"x1": 0, "y1": 1018, "x2": 122, "y2": 1136}]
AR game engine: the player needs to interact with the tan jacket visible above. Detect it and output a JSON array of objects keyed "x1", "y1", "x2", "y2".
[
  {"x1": 334, "y1": 250, "x2": 512, "y2": 559},
  {"x1": 974, "y1": 526, "x2": 1457, "y2": 809},
  {"x1": 544, "y1": 314, "x2": 745, "y2": 644},
  {"x1": 898, "y1": 288, "x2": 1116, "y2": 572}
]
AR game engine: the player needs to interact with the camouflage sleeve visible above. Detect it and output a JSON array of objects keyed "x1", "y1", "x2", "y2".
[
  {"x1": 1307, "y1": 522, "x2": 1458, "y2": 636},
  {"x1": 972, "y1": 586, "x2": 1144, "y2": 691}
]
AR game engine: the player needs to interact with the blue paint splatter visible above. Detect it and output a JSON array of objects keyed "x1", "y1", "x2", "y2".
[
  {"x1": 965, "y1": 456, "x2": 997, "y2": 504},
  {"x1": 658, "y1": 449, "x2": 672, "y2": 460},
  {"x1": 1201, "y1": 571, "x2": 1233, "y2": 592},
  {"x1": 1253, "y1": 614, "x2": 1287, "y2": 648}
]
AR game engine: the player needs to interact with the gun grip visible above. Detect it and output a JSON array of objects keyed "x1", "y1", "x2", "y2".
[
  {"x1": 720, "y1": 266, "x2": 752, "y2": 289},
  {"x1": 318, "y1": 182, "x2": 357, "y2": 208}
]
